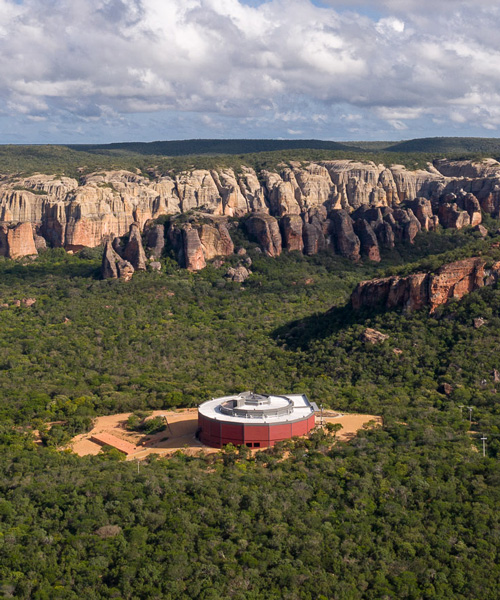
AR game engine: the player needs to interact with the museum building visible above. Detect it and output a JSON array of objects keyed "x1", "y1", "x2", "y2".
[{"x1": 197, "y1": 391, "x2": 316, "y2": 448}]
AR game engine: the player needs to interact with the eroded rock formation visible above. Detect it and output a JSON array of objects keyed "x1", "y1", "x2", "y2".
[
  {"x1": 101, "y1": 240, "x2": 135, "y2": 281},
  {"x1": 0, "y1": 222, "x2": 37, "y2": 259},
  {"x1": 245, "y1": 214, "x2": 282, "y2": 257},
  {"x1": 331, "y1": 210, "x2": 360, "y2": 262},
  {"x1": 145, "y1": 224, "x2": 165, "y2": 259},
  {"x1": 280, "y1": 215, "x2": 304, "y2": 252},
  {"x1": 226, "y1": 265, "x2": 251, "y2": 282},
  {"x1": 123, "y1": 223, "x2": 147, "y2": 270},
  {"x1": 4, "y1": 157, "x2": 500, "y2": 262},
  {"x1": 198, "y1": 222, "x2": 234, "y2": 260},
  {"x1": 180, "y1": 225, "x2": 206, "y2": 271},
  {"x1": 354, "y1": 219, "x2": 380, "y2": 262},
  {"x1": 351, "y1": 257, "x2": 498, "y2": 313}
]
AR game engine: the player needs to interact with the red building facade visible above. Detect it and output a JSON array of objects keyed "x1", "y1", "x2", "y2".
[{"x1": 198, "y1": 392, "x2": 316, "y2": 449}]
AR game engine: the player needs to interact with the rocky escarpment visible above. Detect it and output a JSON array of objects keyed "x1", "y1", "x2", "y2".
[
  {"x1": 101, "y1": 240, "x2": 135, "y2": 282},
  {"x1": 5, "y1": 157, "x2": 500, "y2": 265},
  {"x1": 0, "y1": 222, "x2": 37, "y2": 259},
  {"x1": 122, "y1": 223, "x2": 147, "y2": 271},
  {"x1": 166, "y1": 219, "x2": 234, "y2": 271},
  {"x1": 351, "y1": 257, "x2": 500, "y2": 313}
]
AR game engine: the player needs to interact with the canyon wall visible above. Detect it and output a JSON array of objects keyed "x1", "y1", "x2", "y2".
[
  {"x1": 2, "y1": 158, "x2": 500, "y2": 262},
  {"x1": 351, "y1": 257, "x2": 500, "y2": 313}
]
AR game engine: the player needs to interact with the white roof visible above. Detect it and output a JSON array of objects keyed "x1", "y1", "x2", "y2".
[{"x1": 198, "y1": 393, "x2": 314, "y2": 425}]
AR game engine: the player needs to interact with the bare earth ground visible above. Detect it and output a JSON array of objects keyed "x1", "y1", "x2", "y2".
[{"x1": 70, "y1": 409, "x2": 382, "y2": 460}]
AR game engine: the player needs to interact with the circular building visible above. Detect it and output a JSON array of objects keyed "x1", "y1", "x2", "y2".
[{"x1": 198, "y1": 391, "x2": 316, "y2": 448}]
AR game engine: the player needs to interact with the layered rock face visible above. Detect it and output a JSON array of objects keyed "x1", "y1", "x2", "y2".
[
  {"x1": 280, "y1": 215, "x2": 304, "y2": 252},
  {"x1": 331, "y1": 210, "x2": 360, "y2": 262},
  {"x1": 101, "y1": 241, "x2": 134, "y2": 281},
  {"x1": 354, "y1": 219, "x2": 380, "y2": 262},
  {"x1": 123, "y1": 223, "x2": 147, "y2": 270},
  {"x1": 3, "y1": 157, "x2": 500, "y2": 262},
  {"x1": 166, "y1": 223, "x2": 206, "y2": 271},
  {"x1": 166, "y1": 218, "x2": 234, "y2": 270},
  {"x1": 351, "y1": 257, "x2": 497, "y2": 313},
  {"x1": 145, "y1": 224, "x2": 165, "y2": 259},
  {"x1": 0, "y1": 222, "x2": 37, "y2": 258},
  {"x1": 245, "y1": 213, "x2": 282, "y2": 257},
  {"x1": 198, "y1": 222, "x2": 234, "y2": 260}
]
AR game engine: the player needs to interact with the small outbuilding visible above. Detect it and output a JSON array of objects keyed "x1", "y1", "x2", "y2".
[
  {"x1": 198, "y1": 391, "x2": 315, "y2": 448},
  {"x1": 91, "y1": 433, "x2": 137, "y2": 455}
]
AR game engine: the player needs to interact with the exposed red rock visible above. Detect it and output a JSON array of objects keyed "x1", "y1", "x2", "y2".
[
  {"x1": 149, "y1": 261, "x2": 162, "y2": 272},
  {"x1": 302, "y1": 221, "x2": 325, "y2": 255},
  {"x1": 3, "y1": 158, "x2": 500, "y2": 269},
  {"x1": 461, "y1": 193, "x2": 482, "y2": 227},
  {"x1": 198, "y1": 222, "x2": 234, "y2": 260},
  {"x1": 437, "y1": 203, "x2": 471, "y2": 229},
  {"x1": 122, "y1": 223, "x2": 147, "y2": 270},
  {"x1": 330, "y1": 210, "x2": 360, "y2": 261},
  {"x1": 439, "y1": 383, "x2": 453, "y2": 396},
  {"x1": 428, "y1": 258, "x2": 485, "y2": 312},
  {"x1": 474, "y1": 224, "x2": 488, "y2": 238},
  {"x1": 404, "y1": 210, "x2": 422, "y2": 243},
  {"x1": 411, "y1": 198, "x2": 434, "y2": 229},
  {"x1": 392, "y1": 208, "x2": 422, "y2": 243},
  {"x1": 354, "y1": 219, "x2": 380, "y2": 262},
  {"x1": 101, "y1": 240, "x2": 135, "y2": 281},
  {"x1": 351, "y1": 257, "x2": 491, "y2": 313},
  {"x1": 280, "y1": 215, "x2": 304, "y2": 252},
  {"x1": 244, "y1": 213, "x2": 282, "y2": 257},
  {"x1": 33, "y1": 233, "x2": 47, "y2": 252},
  {"x1": 0, "y1": 222, "x2": 37, "y2": 259},
  {"x1": 181, "y1": 225, "x2": 206, "y2": 271}
]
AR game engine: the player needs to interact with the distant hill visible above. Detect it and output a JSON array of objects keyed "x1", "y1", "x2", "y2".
[
  {"x1": 384, "y1": 137, "x2": 500, "y2": 154},
  {"x1": 68, "y1": 136, "x2": 500, "y2": 159},
  {"x1": 68, "y1": 138, "x2": 358, "y2": 156},
  {"x1": 3, "y1": 137, "x2": 500, "y2": 177}
]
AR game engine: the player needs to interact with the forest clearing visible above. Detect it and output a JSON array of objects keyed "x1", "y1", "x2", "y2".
[{"x1": 70, "y1": 409, "x2": 381, "y2": 460}]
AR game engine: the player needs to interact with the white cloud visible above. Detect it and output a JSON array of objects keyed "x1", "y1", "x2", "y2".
[
  {"x1": 0, "y1": 0, "x2": 499, "y2": 141},
  {"x1": 375, "y1": 16, "x2": 404, "y2": 35}
]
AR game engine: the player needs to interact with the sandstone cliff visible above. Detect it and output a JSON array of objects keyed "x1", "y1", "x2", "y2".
[
  {"x1": 351, "y1": 257, "x2": 498, "y2": 313},
  {"x1": 3, "y1": 157, "x2": 500, "y2": 263},
  {"x1": 0, "y1": 222, "x2": 37, "y2": 259},
  {"x1": 101, "y1": 241, "x2": 135, "y2": 281},
  {"x1": 122, "y1": 223, "x2": 147, "y2": 271}
]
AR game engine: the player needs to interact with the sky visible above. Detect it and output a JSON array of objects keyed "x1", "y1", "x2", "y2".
[{"x1": 1, "y1": 0, "x2": 500, "y2": 144}]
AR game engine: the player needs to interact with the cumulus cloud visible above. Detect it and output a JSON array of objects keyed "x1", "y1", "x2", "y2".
[{"x1": 0, "y1": 0, "x2": 499, "y2": 141}]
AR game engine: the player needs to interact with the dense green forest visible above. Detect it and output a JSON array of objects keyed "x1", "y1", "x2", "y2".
[
  {"x1": 384, "y1": 137, "x2": 500, "y2": 154},
  {"x1": 1, "y1": 223, "x2": 500, "y2": 598},
  {"x1": 67, "y1": 139, "x2": 356, "y2": 156},
  {"x1": 68, "y1": 136, "x2": 500, "y2": 157},
  {"x1": 2, "y1": 136, "x2": 500, "y2": 177}
]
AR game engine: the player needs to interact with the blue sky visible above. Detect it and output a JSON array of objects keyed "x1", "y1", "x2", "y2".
[{"x1": 0, "y1": 0, "x2": 499, "y2": 144}]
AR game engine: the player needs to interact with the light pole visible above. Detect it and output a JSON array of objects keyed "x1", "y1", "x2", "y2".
[
  {"x1": 467, "y1": 406, "x2": 474, "y2": 424},
  {"x1": 481, "y1": 434, "x2": 487, "y2": 458}
]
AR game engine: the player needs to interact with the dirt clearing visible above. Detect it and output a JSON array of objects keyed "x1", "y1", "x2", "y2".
[{"x1": 70, "y1": 409, "x2": 381, "y2": 460}]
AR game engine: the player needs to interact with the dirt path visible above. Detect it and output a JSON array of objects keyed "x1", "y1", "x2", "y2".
[{"x1": 70, "y1": 409, "x2": 381, "y2": 460}]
